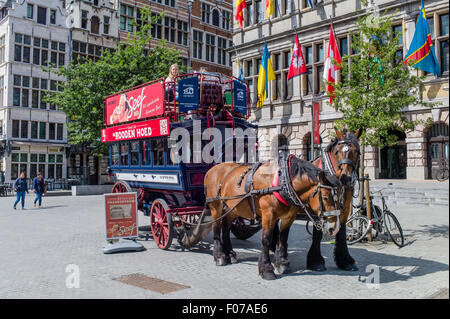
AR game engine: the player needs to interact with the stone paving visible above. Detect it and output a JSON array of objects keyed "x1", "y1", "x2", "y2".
[{"x1": 0, "y1": 194, "x2": 448, "y2": 299}]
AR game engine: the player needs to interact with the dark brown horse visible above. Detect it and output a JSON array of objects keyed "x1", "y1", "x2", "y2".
[
  {"x1": 204, "y1": 156, "x2": 341, "y2": 280},
  {"x1": 271, "y1": 128, "x2": 361, "y2": 273}
]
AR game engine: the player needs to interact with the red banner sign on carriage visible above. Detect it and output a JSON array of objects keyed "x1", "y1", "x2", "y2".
[
  {"x1": 101, "y1": 117, "x2": 170, "y2": 143},
  {"x1": 313, "y1": 102, "x2": 321, "y2": 145},
  {"x1": 104, "y1": 193, "x2": 138, "y2": 240},
  {"x1": 105, "y1": 81, "x2": 164, "y2": 126}
]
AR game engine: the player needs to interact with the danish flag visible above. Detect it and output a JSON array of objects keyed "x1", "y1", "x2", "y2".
[
  {"x1": 323, "y1": 24, "x2": 342, "y2": 104},
  {"x1": 287, "y1": 34, "x2": 307, "y2": 82}
]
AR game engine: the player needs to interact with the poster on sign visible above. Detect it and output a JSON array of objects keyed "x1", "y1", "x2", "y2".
[
  {"x1": 101, "y1": 117, "x2": 170, "y2": 143},
  {"x1": 313, "y1": 102, "x2": 321, "y2": 145},
  {"x1": 233, "y1": 80, "x2": 247, "y2": 116},
  {"x1": 178, "y1": 76, "x2": 199, "y2": 112},
  {"x1": 104, "y1": 81, "x2": 164, "y2": 126},
  {"x1": 104, "y1": 192, "x2": 138, "y2": 240}
]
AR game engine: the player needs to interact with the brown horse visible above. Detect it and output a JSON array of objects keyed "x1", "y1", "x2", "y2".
[
  {"x1": 271, "y1": 128, "x2": 361, "y2": 273},
  {"x1": 204, "y1": 155, "x2": 341, "y2": 280}
]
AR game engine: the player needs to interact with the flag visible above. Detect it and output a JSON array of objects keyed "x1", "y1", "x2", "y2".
[
  {"x1": 307, "y1": 0, "x2": 314, "y2": 8},
  {"x1": 266, "y1": 0, "x2": 274, "y2": 18},
  {"x1": 287, "y1": 34, "x2": 307, "y2": 82},
  {"x1": 235, "y1": 0, "x2": 246, "y2": 29},
  {"x1": 237, "y1": 58, "x2": 246, "y2": 82},
  {"x1": 323, "y1": 24, "x2": 342, "y2": 104},
  {"x1": 403, "y1": 0, "x2": 441, "y2": 77},
  {"x1": 257, "y1": 42, "x2": 276, "y2": 108}
]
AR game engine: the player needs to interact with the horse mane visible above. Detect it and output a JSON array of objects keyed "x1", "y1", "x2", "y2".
[
  {"x1": 326, "y1": 132, "x2": 360, "y2": 153},
  {"x1": 289, "y1": 157, "x2": 321, "y2": 182}
]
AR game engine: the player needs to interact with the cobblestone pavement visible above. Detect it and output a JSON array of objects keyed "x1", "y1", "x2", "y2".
[{"x1": 0, "y1": 195, "x2": 448, "y2": 299}]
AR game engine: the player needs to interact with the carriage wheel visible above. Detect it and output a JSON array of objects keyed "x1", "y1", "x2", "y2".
[
  {"x1": 231, "y1": 217, "x2": 262, "y2": 240},
  {"x1": 150, "y1": 198, "x2": 173, "y2": 250},
  {"x1": 111, "y1": 180, "x2": 132, "y2": 193}
]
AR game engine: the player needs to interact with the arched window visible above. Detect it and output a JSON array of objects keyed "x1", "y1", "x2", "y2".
[
  {"x1": 212, "y1": 9, "x2": 220, "y2": 27},
  {"x1": 91, "y1": 16, "x2": 100, "y2": 34}
]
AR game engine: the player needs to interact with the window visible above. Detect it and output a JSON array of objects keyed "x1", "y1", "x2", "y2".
[
  {"x1": 57, "y1": 123, "x2": 63, "y2": 140},
  {"x1": 0, "y1": 36, "x2": 5, "y2": 64},
  {"x1": 151, "y1": 13, "x2": 162, "y2": 39},
  {"x1": 177, "y1": 21, "x2": 188, "y2": 46},
  {"x1": 152, "y1": 139, "x2": 165, "y2": 166},
  {"x1": 193, "y1": 31, "x2": 203, "y2": 60},
  {"x1": 31, "y1": 121, "x2": 38, "y2": 139},
  {"x1": 218, "y1": 37, "x2": 227, "y2": 65},
  {"x1": 222, "y1": 11, "x2": 231, "y2": 30},
  {"x1": 272, "y1": 51, "x2": 292, "y2": 101},
  {"x1": 37, "y1": 7, "x2": 46, "y2": 25},
  {"x1": 202, "y1": 3, "x2": 211, "y2": 24},
  {"x1": 0, "y1": 76, "x2": 3, "y2": 107},
  {"x1": 120, "y1": 4, "x2": 134, "y2": 32},
  {"x1": 27, "y1": 4, "x2": 34, "y2": 19},
  {"x1": 21, "y1": 121, "x2": 28, "y2": 139},
  {"x1": 283, "y1": 0, "x2": 292, "y2": 15},
  {"x1": 120, "y1": 142, "x2": 129, "y2": 166},
  {"x1": 206, "y1": 34, "x2": 215, "y2": 62},
  {"x1": 81, "y1": 10, "x2": 88, "y2": 29},
  {"x1": 39, "y1": 122, "x2": 46, "y2": 140},
  {"x1": 164, "y1": 17, "x2": 176, "y2": 43},
  {"x1": 49, "y1": 123, "x2": 56, "y2": 140},
  {"x1": 212, "y1": 9, "x2": 220, "y2": 27},
  {"x1": 91, "y1": 16, "x2": 100, "y2": 34},
  {"x1": 130, "y1": 141, "x2": 140, "y2": 166},
  {"x1": 255, "y1": 0, "x2": 263, "y2": 24},
  {"x1": 439, "y1": 13, "x2": 449, "y2": 72},
  {"x1": 104, "y1": 16, "x2": 110, "y2": 34},
  {"x1": 340, "y1": 37, "x2": 348, "y2": 57},
  {"x1": 12, "y1": 120, "x2": 20, "y2": 138},
  {"x1": 111, "y1": 144, "x2": 119, "y2": 166},
  {"x1": 50, "y1": 9, "x2": 56, "y2": 24},
  {"x1": 246, "y1": 2, "x2": 253, "y2": 27},
  {"x1": 392, "y1": 24, "x2": 403, "y2": 63}
]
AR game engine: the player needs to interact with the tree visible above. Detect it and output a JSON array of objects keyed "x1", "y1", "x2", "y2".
[
  {"x1": 45, "y1": 9, "x2": 182, "y2": 155},
  {"x1": 330, "y1": 9, "x2": 437, "y2": 187}
]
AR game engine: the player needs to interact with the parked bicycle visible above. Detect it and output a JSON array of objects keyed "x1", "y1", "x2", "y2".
[
  {"x1": 347, "y1": 181, "x2": 405, "y2": 247},
  {"x1": 436, "y1": 159, "x2": 449, "y2": 182}
]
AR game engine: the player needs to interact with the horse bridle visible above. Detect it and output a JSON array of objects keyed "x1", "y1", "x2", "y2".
[
  {"x1": 336, "y1": 139, "x2": 360, "y2": 170},
  {"x1": 303, "y1": 182, "x2": 341, "y2": 231}
]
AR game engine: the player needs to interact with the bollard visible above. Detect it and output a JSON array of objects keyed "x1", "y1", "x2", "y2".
[{"x1": 364, "y1": 174, "x2": 372, "y2": 241}]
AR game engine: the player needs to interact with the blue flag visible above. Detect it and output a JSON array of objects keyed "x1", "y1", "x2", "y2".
[{"x1": 404, "y1": 0, "x2": 441, "y2": 76}]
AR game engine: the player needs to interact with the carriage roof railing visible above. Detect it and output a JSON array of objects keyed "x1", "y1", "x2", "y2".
[{"x1": 102, "y1": 73, "x2": 250, "y2": 131}]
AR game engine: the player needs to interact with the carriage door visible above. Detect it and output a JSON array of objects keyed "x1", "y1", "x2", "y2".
[{"x1": 427, "y1": 123, "x2": 449, "y2": 179}]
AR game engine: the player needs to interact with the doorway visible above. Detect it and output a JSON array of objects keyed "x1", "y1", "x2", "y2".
[
  {"x1": 379, "y1": 130, "x2": 407, "y2": 179},
  {"x1": 427, "y1": 123, "x2": 449, "y2": 179}
]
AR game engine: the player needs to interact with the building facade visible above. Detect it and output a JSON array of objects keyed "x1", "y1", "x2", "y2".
[
  {"x1": 0, "y1": 0, "x2": 69, "y2": 184},
  {"x1": 62, "y1": 0, "x2": 235, "y2": 184},
  {"x1": 233, "y1": 0, "x2": 449, "y2": 180}
]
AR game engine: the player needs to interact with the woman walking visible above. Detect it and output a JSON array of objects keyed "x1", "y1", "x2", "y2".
[
  {"x1": 33, "y1": 172, "x2": 46, "y2": 208},
  {"x1": 13, "y1": 172, "x2": 28, "y2": 210}
]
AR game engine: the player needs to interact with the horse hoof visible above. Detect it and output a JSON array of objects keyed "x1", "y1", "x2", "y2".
[
  {"x1": 340, "y1": 264, "x2": 358, "y2": 271},
  {"x1": 307, "y1": 264, "x2": 327, "y2": 272},
  {"x1": 261, "y1": 271, "x2": 277, "y2": 280},
  {"x1": 215, "y1": 257, "x2": 227, "y2": 266},
  {"x1": 230, "y1": 255, "x2": 239, "y2": 264},
  {"x1": 276, "y1": 264, "x2": 291, "y2": 274}
]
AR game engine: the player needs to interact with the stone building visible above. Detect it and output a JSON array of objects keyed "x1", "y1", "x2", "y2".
[
  {"x1": 233, "y1": 0, "x2": 448, "y2": 180},
  {"x1": 0, "y1": 0, "x2": 69, "y2": 184},
  {"x1": 63, "y1": 0, "x2": 235, "y2": 184}
]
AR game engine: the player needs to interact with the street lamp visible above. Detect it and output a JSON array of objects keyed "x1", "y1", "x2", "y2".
[{"x1": 187, "y1": 0, "x2": 194, "y2": 72}]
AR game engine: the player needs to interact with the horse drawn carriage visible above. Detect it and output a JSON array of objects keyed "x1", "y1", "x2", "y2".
[{"x1": 102, "y1": 72, "x2": 260, "y2": 250}]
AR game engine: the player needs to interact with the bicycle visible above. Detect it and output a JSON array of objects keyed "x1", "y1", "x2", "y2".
[
  {"x1": 351, "y1": 182, "x2": 405, "y2": 247},
  {"x1": 436, "y1": 159, "x2": 449, "y2": 182}
]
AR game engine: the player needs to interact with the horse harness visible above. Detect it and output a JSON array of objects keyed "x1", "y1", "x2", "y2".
[{"x1": 204, "y1": 154, "x2": 341, "y2": 231}]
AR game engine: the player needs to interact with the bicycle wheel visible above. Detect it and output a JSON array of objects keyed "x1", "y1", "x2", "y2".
[
  {"x1": 383, "y1": 211, "x2": 404, "y2": 247},
  {"x1": 436, "y1": 168, "x2": 449, "y2": 182},
  {"x1": 346, "y1": 215, "x2": 371, "y2": 245}
]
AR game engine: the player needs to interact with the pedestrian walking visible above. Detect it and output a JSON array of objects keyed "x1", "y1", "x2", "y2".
[
  {"x1": 13, "y1": 172, "x2": 28, "y2": 210},
  {"x1": 32, "y1": 172, "x2": 46, "y2": 208}
]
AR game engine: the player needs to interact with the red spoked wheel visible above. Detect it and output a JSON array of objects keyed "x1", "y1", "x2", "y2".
[
  {"x1": 150, "y1": 198, "x2": 173, "y2": 250},
  {"x1": 111, "y1": 180, "x2": 132, "y2": 193}
]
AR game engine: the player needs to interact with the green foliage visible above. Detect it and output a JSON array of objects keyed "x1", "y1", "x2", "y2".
[
  {"x1": 331, "y1": 12, "x2": 437, "y2": 149},
  {"x1": 44, "y1": 8, "x2": 182, "y2": 155}
]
